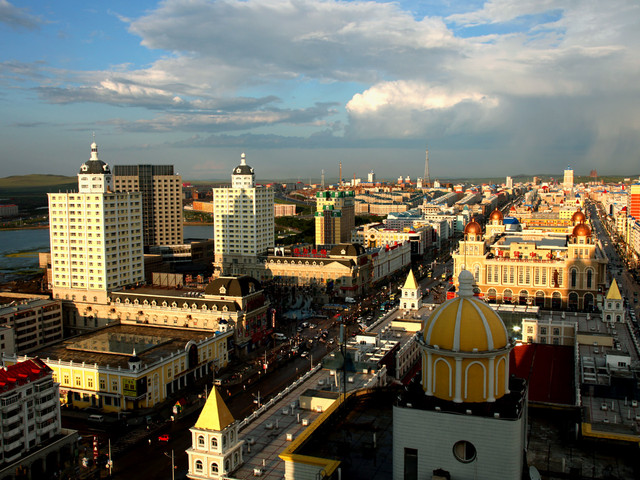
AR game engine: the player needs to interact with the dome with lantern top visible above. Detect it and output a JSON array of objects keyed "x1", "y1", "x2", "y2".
[
  {"x1": 464, "y1": 219, "x2": 482, "y2": 236},
  {"x1": 572, "y1": 222, "x2": 591, "y2": 237},
  {"x1": 489, "y1": 209, "x2": 503, "y2": 222},
  {"x1": 419, "y1": 270, "x2": 512, "y2": 403},
  {"x1": 233, "y1": 152, "x2": 254, "y2": 176},
  {"x1": 571, "y1": 209, "x2": 586, "y2": 224},
  {"x1": 79, "y1": 142, "x2": 110, "y2": 174}
]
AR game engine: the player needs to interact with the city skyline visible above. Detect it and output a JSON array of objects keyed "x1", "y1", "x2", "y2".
[{"x1": 1, "y1": 1, "x2": 640, "y2": 181}]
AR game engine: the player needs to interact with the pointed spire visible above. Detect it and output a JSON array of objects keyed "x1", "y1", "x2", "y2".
[
  {"x1": 403, "y1": 269, "x2": 418, "y2": 290},
  {"x1": 606, "y1": 279, "x2": 622, "y2": 300},
  {"x1": 194, "y1": 386, "x2": 235, "y2": 431}
]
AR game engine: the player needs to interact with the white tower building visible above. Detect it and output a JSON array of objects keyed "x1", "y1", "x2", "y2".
[
  {"x1": 212, "y1": 153, "x2": 274, "y2": 278},
  {"x1": 47, "y1": 142, "x2": 144, "y2": 305},
  {"x1": 187, "y1": 387, "x2": 244, "y2": 479},
  {"x1": 400, "y1": 269, "x2": 422, "y2": 312}
]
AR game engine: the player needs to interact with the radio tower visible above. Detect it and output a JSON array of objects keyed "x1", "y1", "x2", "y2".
[
  {"x1": 339, "y1": 162, "x2": 343, "y2": 188},
  {"x1": 424, "y1": 146, "x2": 431, "y2": 187}
]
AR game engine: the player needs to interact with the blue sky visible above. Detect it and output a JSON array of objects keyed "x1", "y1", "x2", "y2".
[{"x1": 1, "y1": 0, "x2": 639, "y2": 182}]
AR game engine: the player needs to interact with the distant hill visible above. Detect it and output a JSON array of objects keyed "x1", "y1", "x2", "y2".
[{"x1": 0, "y1": 174, "x2": 76, "y2": 188}]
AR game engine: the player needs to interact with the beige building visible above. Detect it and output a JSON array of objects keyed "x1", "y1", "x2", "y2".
[
  {"x1": 274, "y1": 203, "x2": 297, "y2": 217},
  {"x1": 522, "y1": 316, "x2": 576, "y2": 345},
  {"x1": 113, "y1": 164, "x2": 184, "y2": 248},
  {"x1": 314, "y1": 190, "x2": 355, "y2": 246},
  {"x1": 0, "y1": 293, "x2": 63, "y2": 354},
  {"x1": 47, "y1": 142, "x2": 144, "y2": 306},
  {"x1": 453, "y1": 213, "x2": 607, "y2": 311},
  {"x1": 212, "y1": 153, "x2": 274, "y2": 277}
]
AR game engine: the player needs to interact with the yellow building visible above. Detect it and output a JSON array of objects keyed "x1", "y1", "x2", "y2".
[
  {"x1": 314, "y1": 190, "x2": 355, "y2": 246},
  {"x1": 453, "y1": 213, "x2": 607, "y2": 311},
  {"x1": 2, "y1": 324, "x2": 232, "y2": 413}
]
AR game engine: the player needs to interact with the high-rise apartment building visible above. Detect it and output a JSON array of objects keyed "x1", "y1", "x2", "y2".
[
  {"x1": 212, "y1": 153, "x2": 274, "y2": 276},
  {"x1": 628, "y1": 184, "x2": 640, "y2": 219},
  {"x1": 48, "y1": 142, "x2": 144, "y2": 304},
  {"x1": 315, "y1": 190, "x2": 355, "y2": 246},
  {"x1": 506, "y1": 176, "x2": 513, "y2": 189},
  {"x1": 564, "y1": 165, "x2": 574, "y2": 190},
  {"x1": 113, "y1": 165, "x2": 183, "y2": 248}
]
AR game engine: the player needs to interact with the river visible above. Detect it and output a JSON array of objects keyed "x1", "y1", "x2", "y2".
[{"x1": 0, "y1": 225, "x2": 213, "y2": 282}]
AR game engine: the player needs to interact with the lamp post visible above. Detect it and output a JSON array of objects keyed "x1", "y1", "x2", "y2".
[{"x1": 163, "y1": 450, "x2": 175, "y2": 480}]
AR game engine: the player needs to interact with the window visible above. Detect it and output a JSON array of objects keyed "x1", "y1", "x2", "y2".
[
  {"x1": 211, "y1": 437, "x2": 218, "y2": 449},
  {"x1": 211, "y1": 463, "x2": 219, "y2": 474},
  {"x1": 570, "y1": 268, "x2": 577, "y2": 288},
  {"x1": 198, "y1": 435, "x2": 205, "y2": 448},
  {"x1": 586, "y1": 269, "x2": 593, "y2": 289},
  {"x1": 195, "y1": 460, "x2": 203, "y2": 472},
  {"x1": 453, "y1": 440, "x2": 477, "y2": 463}
]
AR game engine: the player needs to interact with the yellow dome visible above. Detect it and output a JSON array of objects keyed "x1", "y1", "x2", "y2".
[
  {"x1": 423, "y1": 277, "x2": 508, "y2": 352},
  {"x1": 420, "y1": 270, "x2": 511, "y2": 403}
]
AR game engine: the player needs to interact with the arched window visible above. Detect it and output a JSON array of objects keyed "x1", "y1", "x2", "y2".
[
  {"x1": 535, "y1": 291, "x2": 545, "y2": 308},
  {"x1": 586, "y1": 269, "x2": 593, "y2": 289},
  {"x1": 519, "y1": 290, "x2": 529, "y2": 306},
  {"x1": 551, "y1": 292, "x2": 562, "y2": 310},
  {"x1": 225, "y1": 460, "x2": 230, "y2": 472},
  {"x1": 211, "y1": 437, "x2": 218, "y2": 449},
  {"x1": 570, "y1": 268, "x2": 577, "y2": 288},
  {"x1": 211, "y1": 463, "x2": 219, "y2": 474},
  {"x1": 473, "y1": 264, "x2": 480, "y2": 282},
  {"x1": 198, "y1": 435, "x2": 204, "y2": 448},
  {"x1": 487, "y1": 288, "x2": 497, "y2": 303},
  {"x1": 195, "y1": 460, "x2": 203, "y2": 472},
  {"x1": 568, "y1": 292, "x2": 579, "y2": 311},
  {"x1": 503, "y1": 289, "x2": 513, "y2": 304},
  {"x1": 222, "y1": 435, "x2": 227, "y2": 448},
  {"x1": 584, "y1": 293, "x2": 594, "y2": 311}
]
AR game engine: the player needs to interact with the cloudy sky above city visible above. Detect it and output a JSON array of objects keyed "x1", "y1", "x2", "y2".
[{"x1": 1, "y1": 0, "x2": 639, "y2": 182}]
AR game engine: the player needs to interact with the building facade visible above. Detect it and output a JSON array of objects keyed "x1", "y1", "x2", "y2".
[
  {"x1": 3, "y1": 325, "x2": 231, "y2": 413},
  {"x1": 212, "y1": 153, "x2": 274, "y2": 277},
  {"x1": 0, "y1": 359, "x2": 78, "y2": 477},
  {"x1": 314, "y1": 190, "x2": 355, "y2": 246},
  {"x1": 47, "y1": 142, "x2": 144, "y2": 306},
  {"x1": 453, "y1": 216, "x2": 607, "y2": 311},
  {"x1": 113, "y1": 164, "x2": 184, "y2": 248},
  {"x1": 0, "y1": 294, "x2": 63, "y2": 354}
]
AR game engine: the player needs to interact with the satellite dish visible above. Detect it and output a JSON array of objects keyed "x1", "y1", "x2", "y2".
[{"x1": 529, "y1": 466, "x2": 542, "y2": 480}]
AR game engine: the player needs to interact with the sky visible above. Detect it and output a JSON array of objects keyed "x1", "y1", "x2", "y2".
[{"x1": 1, "y1": 0, "x2": 639, "y2": 182}]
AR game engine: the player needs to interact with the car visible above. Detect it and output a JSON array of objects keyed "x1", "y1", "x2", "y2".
[{"x1": 158, "y1": 434, "x2": 170, "y2": 442}]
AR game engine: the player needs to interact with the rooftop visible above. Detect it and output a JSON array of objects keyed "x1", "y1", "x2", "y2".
[{"x1": 23, "y1": 324, "x2": 226, "y2": 370}]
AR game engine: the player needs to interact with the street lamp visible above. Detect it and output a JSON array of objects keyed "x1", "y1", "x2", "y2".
[{"x1": 163, "y1": 450, "x2": 175, "y2": 480}]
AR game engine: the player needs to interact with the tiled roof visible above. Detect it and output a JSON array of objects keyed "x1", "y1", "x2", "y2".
[{"x1": 0, "y1": 358, "x2": 51, "y2": 393}]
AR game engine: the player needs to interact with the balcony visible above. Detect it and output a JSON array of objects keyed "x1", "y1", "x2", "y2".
[
  {"x1": 3, "y1": 438, "x2": 24, "y2": 453},
  {"x1": 35, "y1": 397, "x2": 57, "y2": 411},
  {"x1": 3, "y1": 423, "x2": 23, "y2": 438}
]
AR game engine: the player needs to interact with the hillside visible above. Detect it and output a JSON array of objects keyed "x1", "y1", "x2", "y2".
[{"x1": 0, "y1": 174, "x2": 76, "y2": 188}]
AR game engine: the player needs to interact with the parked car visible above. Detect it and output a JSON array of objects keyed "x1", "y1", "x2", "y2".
[{"x1": 158, "y1": 434, "x2": 170, "y2": 442}]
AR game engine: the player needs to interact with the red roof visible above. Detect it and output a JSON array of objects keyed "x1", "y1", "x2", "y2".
[
  {"x1": 0, "y1": 358, "x2": 52, "y2": 393},
  {"x1": 510, "y1": 344, "x2": 574, "y2": 406}
]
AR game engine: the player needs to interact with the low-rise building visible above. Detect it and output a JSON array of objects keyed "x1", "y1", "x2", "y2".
[
  {"x1": 3, "y1": 323, "x2": 232, "y2": 413},
  {"x1": 0, "y1": 294, "x2": 63, "y2": 354}
]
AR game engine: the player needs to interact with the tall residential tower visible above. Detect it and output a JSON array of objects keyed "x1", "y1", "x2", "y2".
[
  {"x1": 314, "y1": 190, "x2": 355, "y2": 247},
  {"x1": 113, "y1": 165, "x2": 183, "y2": 249},
  {"x1": 212, "y1": 153, "x2": 274, "y2": 277},
  {"x1": 48, "y1": 142, "x2": 144, "y2": 305}
]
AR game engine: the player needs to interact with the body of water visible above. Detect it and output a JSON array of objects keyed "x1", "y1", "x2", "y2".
[
  {"x1": 0, "y1": 225, "x2": 213, "y2": 282},
  {"x1": 0, "y1": 228, "x2": 51, "y2": 281}
]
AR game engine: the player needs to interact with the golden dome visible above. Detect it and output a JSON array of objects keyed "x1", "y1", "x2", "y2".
[
  {"x1": 464, "y1": 220, "x2": 482, "y2": 236},
  {"x1": 571, "y1": 209, "x2": 586, "y2": 224},
  {"x1": 572, "y1": 222, "x2": 591, "y2": 237},
  {"x1": 420, "y1": 270, "x2": 511, "y2": 403},
  {"x1": 489, "y1": 209, "x2": 503, "y2": 222},
  {"x1": 422, "y1": 271, "x2": 508, "y2": 353}
]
